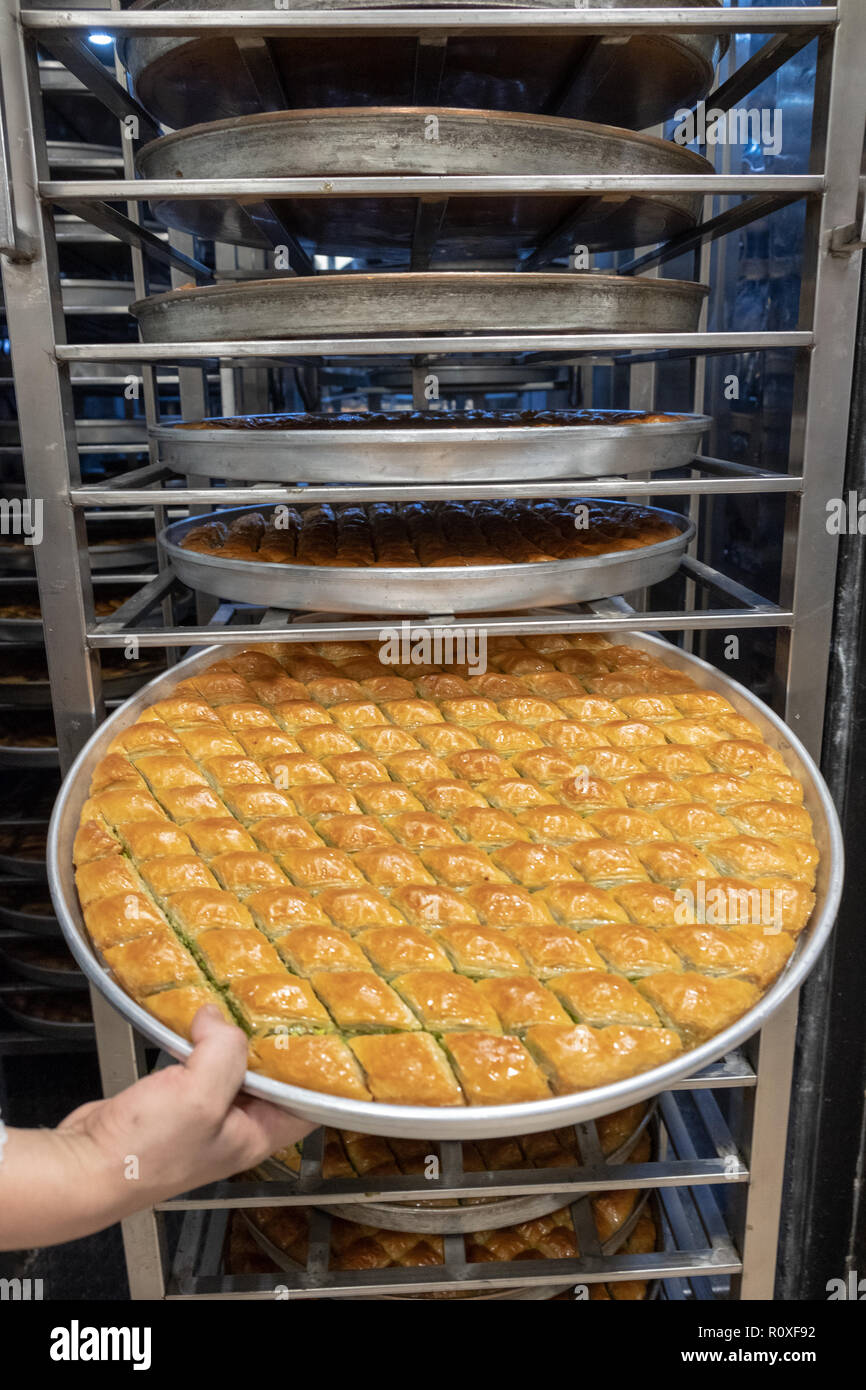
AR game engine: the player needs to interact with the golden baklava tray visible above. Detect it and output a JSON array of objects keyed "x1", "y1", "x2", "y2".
[
  {"x1": 72, "y1": 634, "x2": 817, "y2": 1109},
  {"x1": 179, "y1": 499, "x2": 681, "y2": 569}
]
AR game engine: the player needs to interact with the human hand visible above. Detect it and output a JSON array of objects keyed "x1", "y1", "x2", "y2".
[
  {"x1": 58, "y1": 1005, "x2": 314, "y2": 1208},
  {"x1": 0, "y1": 1006, "x2": 314, "y2": 1249}
]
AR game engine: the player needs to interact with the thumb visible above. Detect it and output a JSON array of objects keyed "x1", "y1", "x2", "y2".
[{"x1": 183, "y1": 1004, "x2": 250, "y2": 1114}]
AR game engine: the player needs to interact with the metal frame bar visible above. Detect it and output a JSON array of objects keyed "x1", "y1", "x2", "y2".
[{"x1": 0, "y1": 0, "x2": 860, "y2": 1304}]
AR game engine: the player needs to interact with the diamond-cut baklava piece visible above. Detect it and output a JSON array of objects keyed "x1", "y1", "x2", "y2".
[
  {"x1": 316, "y1": 886, "x2": 407, "y2": 932},
  {"x1": 195, "y1": 928, "x2": 284, "y2": 983},
  {"x1": 353, "y1": 783, "x2": 423, "y2": 816},
  {"x1": 278, "y1": 925, "x2": 372, "y2": 976},
  {"x1": 280, "y1": 847, "x2": 367, "y2": 889},
  {"x1": 446, "y1": 748, "x2": 511, "y2": 783},
  {"x1": 349, "y1": 1033, "x2": 463, "y2": 1107},
  {"x1": 166, "y1": 888, "x2": 255, "y2": 937},
  {"x1": 279, "y1": 784, "x2": 358, "y2": 820},
  {"x1": 139, "y1": 856, "x2": 218, "y2": 900},
  {"x1": 414, "y1": 725, "x2": 479, "y2": 756},
  {"x1": 252, "y1": 1034, "x2": 372, "y2": 1100},
  {"x1": 549, "y1": 971, "x2": 662, "y2": 1028},
  {"x1": 186, "y1": 818, "x2": 259, "y2": 858},
  {"x1": 252, "y1": 817, "x2": 325, "y2": 853},
  {"x1": 296, "y1": 726, "x2": 361, "y2": 759},
  {"x1": 103, "y1": 931, "x2": 204, "y2": 995},
  {"x1": 466, "y1": 883, "x2": 553, "y2": 927},
  {"x1": 386, "y1": 812, "x2": 460, "y2": 849},
  {"x1": 311, "y1": 970, "x2": 421, "y2": 1033},
  {"x1": 116, "y1": 821, "x2": 194, "y2": 860},
  {"x1": 442, "y1": 1032, "x2": 552, "y2": 1105},
  {"x1": 509, "y1": 924, "x2": 606, "y2": 978},
  {"x1": 144, "y1": 983, "x2": 232, "y2": 1036},
  {"x1": 636, "y1": 842, "x2": 718, "y2": 886},
  {"x1": 475, "y1": 975, "x2": 571, "y2": 1030},
  {"x1": 637, "y1": 971, "x2": 760, "y2": 1044},
  {"x1": 393, "y1": 971, "x2": 500, "y2": 1033},
  {"x1": 390, "y1": 884, "x2": 479, "y2": 927},
  {"x1": 245, "y1": 887, "x2": 331, "y2": 937},
  {"x1": 586, "y1": 923, "x2": 682, "y2": 978},
  {"x1": 434, "y1": 925, "x2": 527, "y2": 977},
  {"x1": 356, "y1": 927, "x2": 451, "y2": 978},
  {"x1": 230, "y1": 973, "x2": 334, "y2": 1034},
  {"x1": 524, "y1": 1023, "x2": 682, "y2": 1092},
  {"x1": 660, "y1": 924, "x2": 794, "y2": 989},
  {"x1": 420, "y1": 846, "x2": 508, "y2": 888},
  {"x1": 493, "y1": 842, "x2": 579, "y2": 888},
  {"x1": 315, "y1": 814, "x2": 395, "y2": 852},
  {"x1": 84, "y1": 893, "x2": 168, "y2": 950}
]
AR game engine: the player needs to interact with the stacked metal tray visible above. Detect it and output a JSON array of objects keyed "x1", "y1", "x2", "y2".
[
  {"x1": 134, "y1": 271, "x2": 708, "y2": 343},
  {"x1": 138, "y1": 107, "x2": 712, "y2": 263},
  {"x1": 159, "y1": 502, "x2": 695, "y2": 613},
  {"x1": 260, "y1": 1101, "x2": 656, "y2": 1233},
  {"x1": 152, "y1": 411, "x2": 712, "y2": 485},
  {"x1": 118, "y1": 0, "x2": 726, "y2": 133}
]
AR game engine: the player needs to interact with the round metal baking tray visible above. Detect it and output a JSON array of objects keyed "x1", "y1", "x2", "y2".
[
  {"x1": 138, "y1": 108, "x2": 710, "y2": 260},
  {"x1": 0, "y1": 890, "x2": 62, "y2": 938},
  {"x1": 0, "y1": 936, "x2": 87, "y2": 989},
  {"x1": 0, "y1": 822, "x2": 48, "y2": 880},
  {"x1": 0, "y1": 541, "x2": 157, "y2": 574},
  {"x1": 0, "y1": 669, "x2": 162, "y2": 709},
  {"x1": 281, "y1": 1103, "x2": 656, "y2": 1234},
  {"x1": 119, "y1": 0, "x2": 725, "y2": 134},
  {"x1": 47, "y1": 634, "x2": 843, "y2": 1139},
  {"x1": 0, "y1": 988, "x2": 94, "y2": 1039},
  {"x1": 153, "y1": 412, "x2": 711, "y2": 485},
  {"x1": 240, "y1": 1177, "x2": 652, "y2": 1299},
  {"x1": 132, "y1": 272, "x2": 708, "y2": 344},
  {"x1": 159, "y1": 503, "x2": 695, "y2": 615}
]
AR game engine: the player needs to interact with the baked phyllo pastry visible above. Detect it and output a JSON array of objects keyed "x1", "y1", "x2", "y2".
[{"x1": 73, "y1": 635, "x2": 818, "y2": 1108}]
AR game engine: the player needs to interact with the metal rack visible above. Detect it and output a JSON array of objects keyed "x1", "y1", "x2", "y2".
[{"x1": 0, "y1": 2, "x2": 863, "y2": 1299}]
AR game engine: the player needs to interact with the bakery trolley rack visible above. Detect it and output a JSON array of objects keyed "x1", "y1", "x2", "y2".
[{"x1": 0, "y1": 1, "x2": 863, "y2": 1300}]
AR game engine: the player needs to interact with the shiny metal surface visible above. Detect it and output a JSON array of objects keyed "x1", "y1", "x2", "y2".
[
  {"x1": 118, "y1": 0, "x2": 724, "y2": 134},
  {"x1": 47, "y1": 632, "x2": 843, "y2": 1140},
  {"x1": 153, "y1": 414, "x2": 711, "y2": 485},
  {"x1": 138, "y1": 108, "x2": 710, "y2": 259},
  {"x1": 132, "y1": 273, "x2": 709, "y2": 344},
  {"x1": 158, "y1": 503, "x2": 695, "y2": 614}
]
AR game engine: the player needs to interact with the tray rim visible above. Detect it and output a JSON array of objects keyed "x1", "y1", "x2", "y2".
[
  {"x1": 136, "y1": 106, "x2": 716, "y2": 173},
  {"x1": 152, "y1": 411, "x2": 713, "y2": 449},
  {"x1": 152, "y1": 413, "x2": 712, "y2": 483},
  {"x1": 47, "y1": 632, "x2": 843, "y2": 1140},
  {"x1": 130, "y1": 270, "x2": 709, "y2": 322}
]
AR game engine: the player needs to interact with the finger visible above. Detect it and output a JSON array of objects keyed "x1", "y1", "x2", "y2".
[{"x1": 182, "y1": 1005, "x2": 250, "y2": 1115}]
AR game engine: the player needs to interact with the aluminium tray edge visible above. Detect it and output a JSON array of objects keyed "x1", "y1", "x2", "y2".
[{"x1": 153, "y1": 414, "x2": 712, "y2": 485}]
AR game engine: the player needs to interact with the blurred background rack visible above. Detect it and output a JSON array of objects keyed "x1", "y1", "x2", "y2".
[{"x1": 0, "y1": 0, "x2": 864, "y2": 1300}]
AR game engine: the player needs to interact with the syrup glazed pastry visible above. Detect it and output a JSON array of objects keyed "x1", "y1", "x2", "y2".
[
  {"x1": 269, "y1": 1101, "x2": 650, "y2": 1210},
  {"x1": 236, "y1": 1143, "x2": 659, "y2": 1296},
  {"x1": 224, "y1": 1206, "x2": 658, "y2": 1299},
  {"x1": 178, "y1": 409, "x2": 692, "y2": 432},
  {"x1": 73, "y1": 636, "x2": 817, "y2": 1108},
  {"x1": 180, "y1": 500, "x2": 681, "y2": 569}
]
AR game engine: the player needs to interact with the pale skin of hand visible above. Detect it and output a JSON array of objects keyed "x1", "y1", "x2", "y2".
[{"x1": 0, "y1": 1005, "x2": 314, "y2": 1251}]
